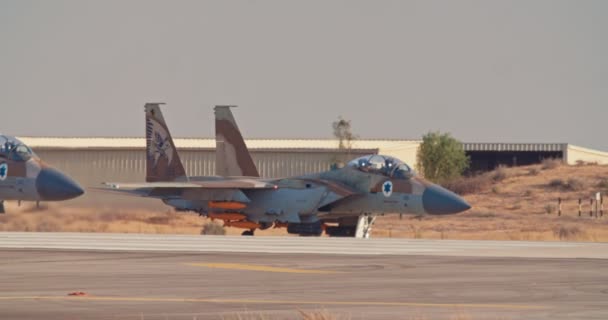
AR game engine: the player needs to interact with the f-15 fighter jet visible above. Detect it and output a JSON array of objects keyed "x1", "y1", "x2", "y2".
[
  {"x1": 0, "y1": 135, "x2": 84, "y2": 213},
  {"x1": 104, "y1": 104, "x2": 470, "y2": 237}
]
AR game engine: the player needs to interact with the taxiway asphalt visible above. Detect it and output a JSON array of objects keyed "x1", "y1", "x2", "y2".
[{"x1": 0, "y1": 232, "x2": 606, "y2": 319}]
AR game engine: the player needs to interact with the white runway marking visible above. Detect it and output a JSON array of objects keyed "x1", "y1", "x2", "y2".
[{"x1": 0, "y1": 232, "x2": 606, "y2": 258}]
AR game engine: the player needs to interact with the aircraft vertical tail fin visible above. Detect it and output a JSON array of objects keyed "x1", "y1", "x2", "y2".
[
  {"x1": 215, "y1": 106, "x2": 259, "y2": 177},
  {"x1": 145, "y1": 103, "x2": 187, "y2": 182}
]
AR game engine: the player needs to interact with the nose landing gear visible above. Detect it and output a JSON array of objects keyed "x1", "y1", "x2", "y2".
[
  {"x1": 325, "y1": 214, "x2": 377, "y2": 238},
  {"x1": 355, "y1": 214, "x2": 377, "y2": 238}
]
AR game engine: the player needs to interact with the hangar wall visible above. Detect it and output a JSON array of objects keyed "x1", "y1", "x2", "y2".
[
  {"x1": 34, "y1": 148, "x2": 376, "y2": 186},
  {"x1": 565, "y1": 145, "x2": 608, "y2": 165}
]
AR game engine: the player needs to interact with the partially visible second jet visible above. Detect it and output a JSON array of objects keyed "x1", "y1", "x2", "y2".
[{"x1": 0, "y1": 135, "x2": 84, "y2": 213}]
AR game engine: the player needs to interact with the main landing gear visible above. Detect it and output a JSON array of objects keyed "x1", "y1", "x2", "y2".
[
  {"x1": 0, "y1": 200, "x2": 4, "y2": 214},
  {"x1": 241, "y1": 229, "x2": 255, "y2": 236}
]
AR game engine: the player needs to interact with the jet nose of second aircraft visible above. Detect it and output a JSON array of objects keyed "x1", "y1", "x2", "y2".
[
  {"x1": 422, "y1": 184, "x2": 471, "y2": 215},
  {"x1": 36, "y1": 167, "x2": 84, "y2": 201}
]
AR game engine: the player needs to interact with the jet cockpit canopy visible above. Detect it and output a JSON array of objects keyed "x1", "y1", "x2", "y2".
[
  {"x1": 348, "y1": 154, "x2": 414, "y2": 179},
  {"x1": 0, "y1": 136, "x2": 37, "y2": 162}
]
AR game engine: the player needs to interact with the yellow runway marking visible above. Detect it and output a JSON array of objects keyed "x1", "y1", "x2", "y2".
[
  {"x1": 185, "y1": 262, "x2": 344, "y2": 274},
  {"x1": 0, "y1": 296, "x2": 547, "y2": 310}
]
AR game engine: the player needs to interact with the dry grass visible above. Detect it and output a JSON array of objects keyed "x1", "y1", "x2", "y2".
[
  {"x1": 548, "y1": 178, "x2": 586, "y2": 191},
  {"x1": 491, "y1": 165, "x2": 509, "y2": 182},
  {"x1": 299, "y1": 309, "x2": 347, "y2": 320},
  {"x1": 444, "y1": 165, "x2": 512, "y2": 196},
  {"x1": 541, "y1": 158, "x2": 562, "y2": 170},
  {"x1": 221, "y1": 310, "x2": 348, "y2": 320},
  {"x1": 221, "y1": 310, "x2": 473, "y2": 320},
  {"x1": 444, "y1": 174, "x2": 493, "y2": 195},
  {"x1": 0, "y1": 203, "x2": 287, "y2": 236},
  {"x1": 201, "y1": 221, "x2": 226, "y2": 235},
  {"x1": 552, "y1": 225, "x2": 586, "y2": 240}
]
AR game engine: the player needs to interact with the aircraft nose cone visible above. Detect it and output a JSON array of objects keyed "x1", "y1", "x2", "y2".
[
  {"x1": 36, "y1": 167, "x2": 84, "y2": 201},
  {"x1": 422, "y1": 184, "x2": 471, "y2": 215}
]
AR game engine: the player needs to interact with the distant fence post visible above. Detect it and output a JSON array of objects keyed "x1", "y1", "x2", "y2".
[
  {"x1": 590, "y1": 198, "x2": 594, "y2": 217},
  {"x1": 601, "y1": 195, "x2": 604, "y2": 218},
  {"x1": 595, "y1": 192, "x2": 601, "y2": 218},
  {"x1": 558, "y1": 197, "x2": 562, "y2": 216},
  {"x1": 578, "y1": 198, "x2": 582, "y2": 217}
]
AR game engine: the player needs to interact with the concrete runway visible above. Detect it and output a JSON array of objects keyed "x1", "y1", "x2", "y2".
[{"x1": 0, "y1": 233, "x2": 607, "y2": 319}]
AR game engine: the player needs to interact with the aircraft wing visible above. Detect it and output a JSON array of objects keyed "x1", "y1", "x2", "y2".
[{"x1": 99, "y1": 179, "x2": 277, "y2": 198}]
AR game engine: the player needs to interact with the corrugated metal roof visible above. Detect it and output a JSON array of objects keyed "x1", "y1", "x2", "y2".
[
  {"x1": 463, "y1": 142, "x2": 567, "y2": 152},
  {"x1": 18, "y1": 136, "x2": 419, "y2": 151},
  {"x1": 20, "y1": 137, "x2": 584, "y2": 154}
]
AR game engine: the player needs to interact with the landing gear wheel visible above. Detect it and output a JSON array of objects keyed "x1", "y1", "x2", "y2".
[
  {"x1": 241, "y1": 229, "x2": 255, "y2": 236},
  {"x1": 326, "y1": 226, "x2": 357, "y2": 237}
]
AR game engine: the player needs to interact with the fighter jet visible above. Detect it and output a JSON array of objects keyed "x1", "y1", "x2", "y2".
[
  {"x1": 103, "y1": 103, "x2": 470, "y2": 238},
  {"x1": 0, "y1": 135, "x2": 84, "y2": 213}
]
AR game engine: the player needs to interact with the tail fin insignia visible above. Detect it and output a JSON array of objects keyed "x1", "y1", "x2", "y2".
[
  {"x1": 146, "y1": 118, "x2": 174, "y2": 166},
  {"x1": 145, "y1": 103, "x2": 186, "y2": 182}
]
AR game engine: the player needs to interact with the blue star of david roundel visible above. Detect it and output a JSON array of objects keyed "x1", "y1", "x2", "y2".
[
  {"x1": 0, "y1": 162, "x2": 7, "y2": 181},
  {"x1": 382, "y1": 180, "x2": 393, "y2": 197}
]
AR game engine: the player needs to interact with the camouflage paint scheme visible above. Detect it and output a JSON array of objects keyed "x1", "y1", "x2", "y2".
[
  {"x1": 104, "y1": 104, "x2": 470, "y2": 237},
  {"x1": 215, "y1": 106, "x2": 259, "y2": 177},
  {"x1": 0, "y1": 135, "x2": 83, "y2": 213}
]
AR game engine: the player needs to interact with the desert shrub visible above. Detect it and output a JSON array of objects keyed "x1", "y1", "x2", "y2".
[
  {"x1": 467, "y1": 212, "x2": 497, "y2": 218},
  {"x1": 36, "y1": 217, "x2": 62, "y2": 232},
  {"x1": 147, "y1": 216, "x2": 170, "y2": 225},
  {"x1": 299, "y1": 309, "x2": 345, "y2": 320},
  {"x1": 544, "y1": 204, "x2": 555, "y2": 214},
  {"x1": 524, "y1": 190, "x2": 533, "y2": 197},
  {"x1": 226, "y1": 310, "x2": 347, "y2": 320},
  {"x1": 597, "y1": 178, "x2": 608, "y2": 189},
  {"x1": 528, "y1": 168, "x2": 540, "y2": 176},
  {"x1": 446, "y1": 165, "x2": 512, "y2": 195},
  {"x1": 492, "y1": 165, "x2": 509, "y2": 182},
  {"x1": 549, "y1": 179, "x2": 565, "y2": 188},
  {"x1": 413, "y1": 226, "x2": 423, "y2": 239},
  {"x1": 548, "y1": 178, "x2": 584, "y2": 191},
  {"x1": 444, "y1": 174, "x2": 493, "y2": 195},
  {"x1": 201, "y1": 221, "x2": 226, "y2": 235},
  {"x1": 566, "y1": 178, "x2": 585, "y2": 191},
  {"x1": 541, "y1": 158, "x2": 561, "y2": 170},
  {"x1": 552, "y1": 225, "x2": 585, "y2": 240},
  {"x1": 98, "y1": 211, "x2": 136, "y2": 222}
]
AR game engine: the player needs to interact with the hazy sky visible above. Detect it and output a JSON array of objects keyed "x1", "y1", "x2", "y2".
[{"x1": 1, "y1": 0, "x2": 607, "y2": 150}]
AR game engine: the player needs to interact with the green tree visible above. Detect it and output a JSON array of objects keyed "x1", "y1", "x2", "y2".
[{"x1": 416, "y1": 131, "x2": 469, "y2": 183}]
